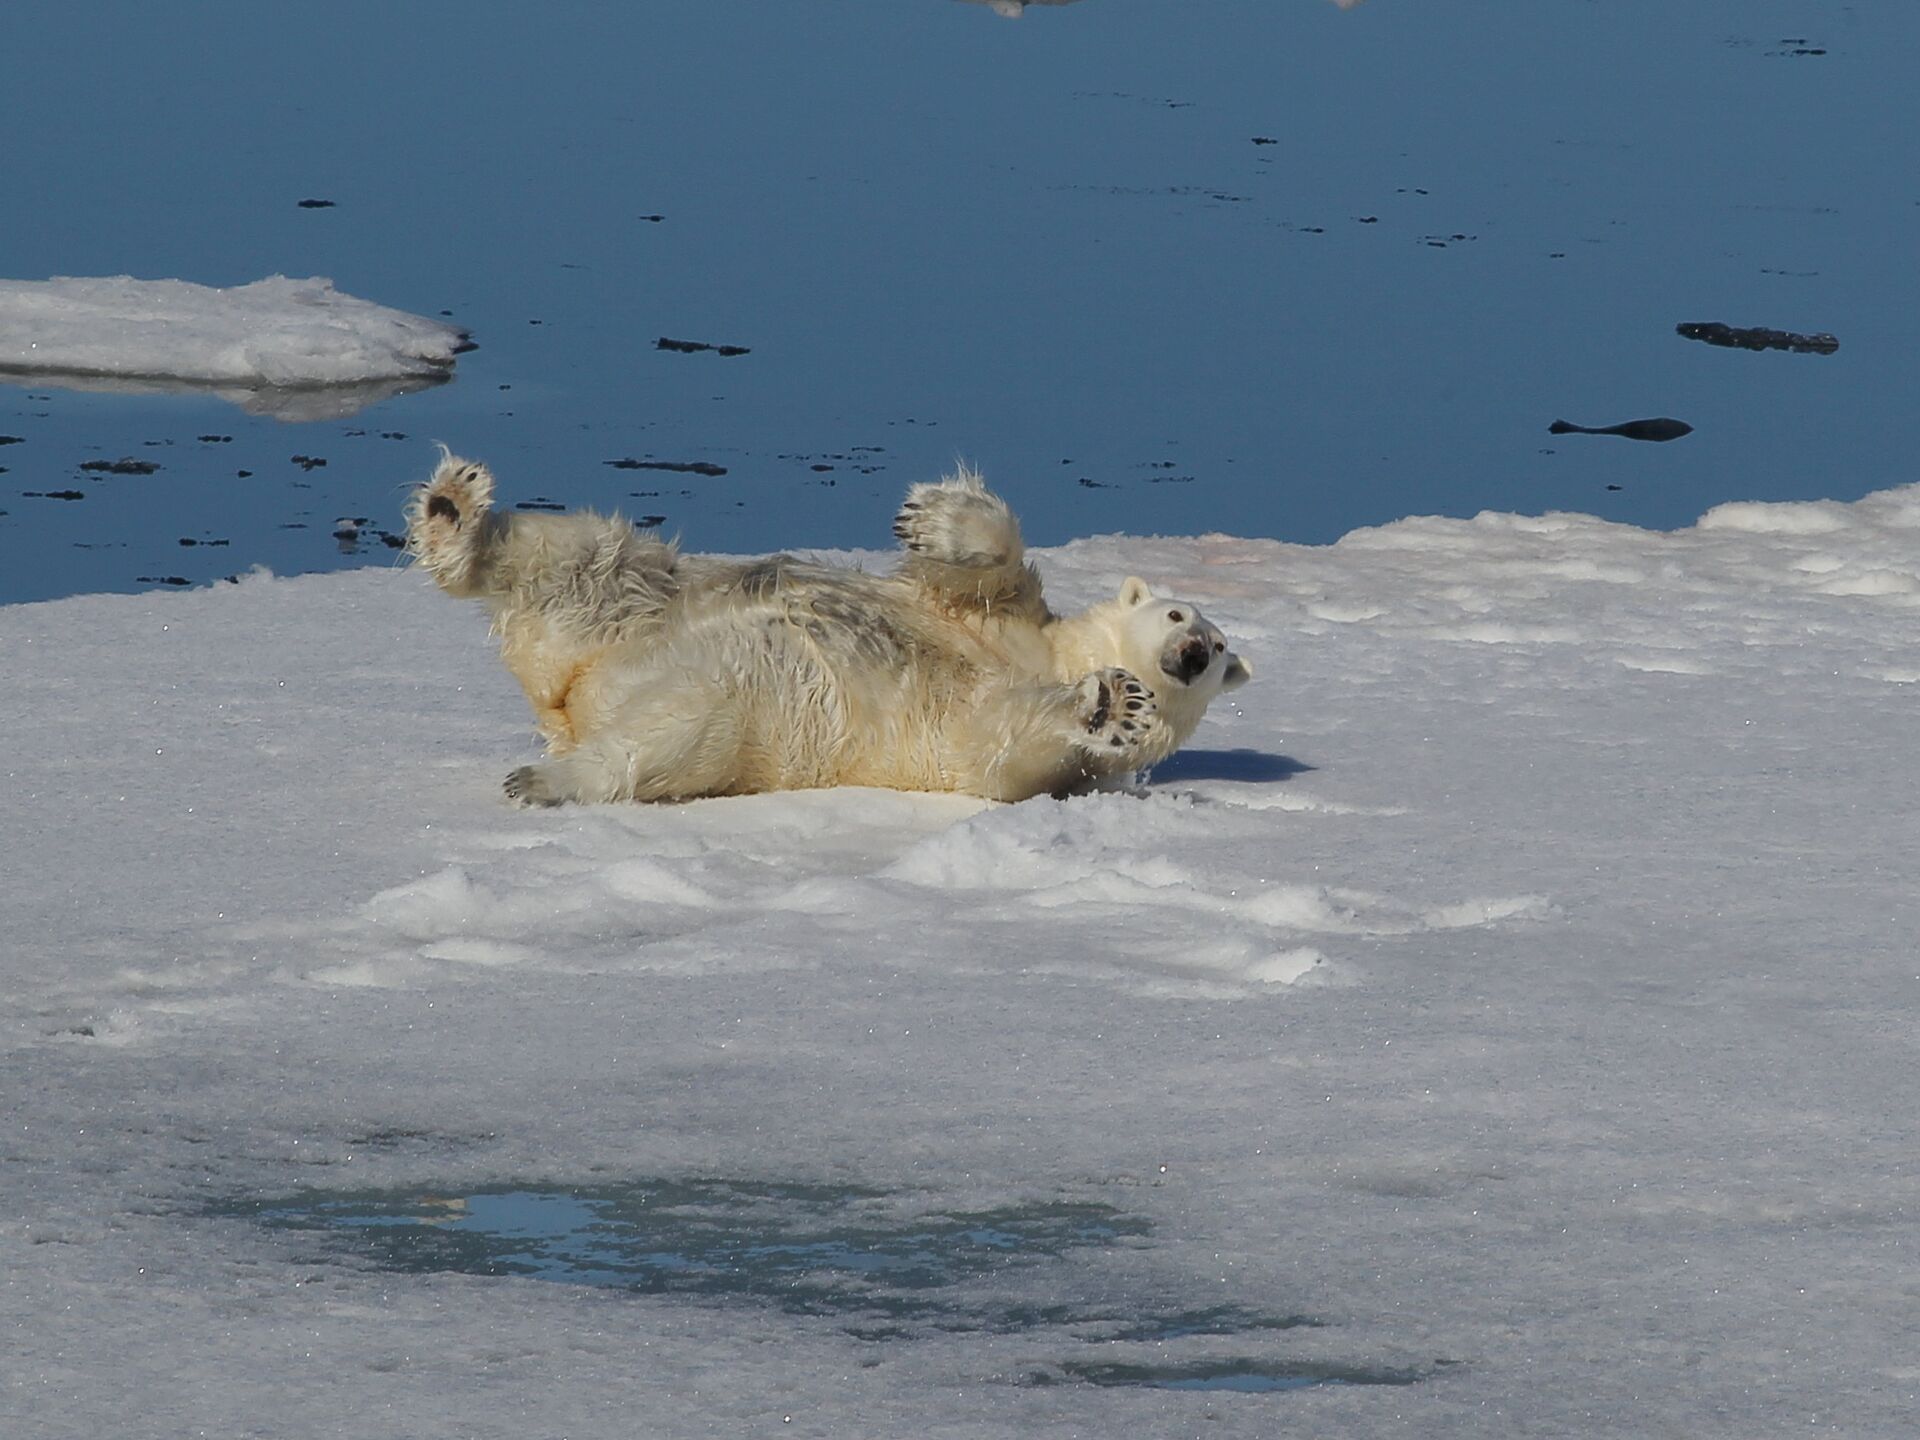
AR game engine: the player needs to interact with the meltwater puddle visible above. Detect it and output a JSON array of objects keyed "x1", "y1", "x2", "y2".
[
  {"x1": 215, "y1": 1177, "x2": 1427, "y2": 1391},
  {"x1": 224, "y1": 1179, "x2": 1143, "y2": 1322}
]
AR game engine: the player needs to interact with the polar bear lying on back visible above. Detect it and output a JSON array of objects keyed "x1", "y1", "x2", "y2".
[{"x1": 406, "y1": 452, "x2": 1251, "y2": 805}]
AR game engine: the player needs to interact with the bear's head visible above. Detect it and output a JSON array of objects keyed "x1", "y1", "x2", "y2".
[{"x1": 1113, "y1": 576, "x2": 1252, "y2": 699}]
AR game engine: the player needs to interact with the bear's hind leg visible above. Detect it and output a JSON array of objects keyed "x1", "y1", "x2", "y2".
[
  {"x1": 504, "y1": 674, "x2": 745, "y2": 805},
  {"x1": 892, "y1": 465, "x2": 1042, "y2": 617},
  {"x1": 406, "y1": 451, "x2": 502, "y2": 597}
]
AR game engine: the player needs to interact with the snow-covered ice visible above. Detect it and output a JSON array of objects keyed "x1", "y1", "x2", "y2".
[
  {"x1": 0, "y1": 276, "x2": 468, "y2": 418},
  {"x1": 4, "y1": 481, "x2": 1918, "y2": 1435}
]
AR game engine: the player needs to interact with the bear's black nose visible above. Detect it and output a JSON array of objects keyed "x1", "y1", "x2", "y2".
[{"x1": 1166, "y1": 638, "x2": 1210, "y2": 683}]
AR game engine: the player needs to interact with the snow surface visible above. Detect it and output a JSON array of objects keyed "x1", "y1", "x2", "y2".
[
  {"x1": 0, "y1": 276, "x2": 467, "y2": 417},
  {"x1": 4, "y1": 483, "x2": 1919, "y2": 1436}
]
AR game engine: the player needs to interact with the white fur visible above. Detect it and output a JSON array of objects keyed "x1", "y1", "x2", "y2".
[{"x1": 407, "y1": 455, "x2": 1251, "y2": 805}]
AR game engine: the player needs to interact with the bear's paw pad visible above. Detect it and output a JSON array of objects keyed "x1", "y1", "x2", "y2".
[{"x1": 1074, "y1": 667, "x2": 1155, "y2": 750}]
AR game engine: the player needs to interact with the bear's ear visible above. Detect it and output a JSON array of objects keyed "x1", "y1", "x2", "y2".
[
  {"x1": 1221, "y1": 653, "x2": 1252, "y2": 691},
  {"x1": 1118, "y1": 576, "x2": 1155, "y2": 607}
]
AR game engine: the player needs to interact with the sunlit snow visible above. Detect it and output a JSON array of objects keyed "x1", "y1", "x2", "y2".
[{"x1": 4, "y1": 482, "x2": 1918, "y2": 1436}]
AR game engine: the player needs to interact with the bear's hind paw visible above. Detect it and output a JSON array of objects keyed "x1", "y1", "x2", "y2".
[
  {"x1": 504, "y1": 764, "x2": 567, "y2": 807},
  {"x1": 407, "y1": 454, "x2": 496, "y2": 563},
  {"x1": 1072, "y1": 667, "x2": 1155, "y2": 753},
  {"x1": 892, "y1": 477, "x2": 1015, "y2": 570}
]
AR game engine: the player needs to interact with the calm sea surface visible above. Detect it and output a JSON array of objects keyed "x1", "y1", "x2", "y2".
[{"x1": 2, "y1": 0, "x2": 1912, "y2": 603}]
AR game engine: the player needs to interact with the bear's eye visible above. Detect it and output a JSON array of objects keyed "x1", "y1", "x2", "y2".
[
  {"x1": 1168, "y1": 609, "x2": 1185, "y2": 623},
  {"x1": 1214, "y1": 641, "x2": 1225, "y2": 654}
]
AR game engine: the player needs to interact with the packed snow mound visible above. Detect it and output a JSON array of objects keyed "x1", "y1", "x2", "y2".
[{"x1": 0, "y1": 274, "x2": 470, "y2": 387}]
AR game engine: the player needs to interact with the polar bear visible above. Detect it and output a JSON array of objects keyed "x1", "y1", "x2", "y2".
[{"x1": 406, "y1": 452, "x2": 1250, "y2": 805}]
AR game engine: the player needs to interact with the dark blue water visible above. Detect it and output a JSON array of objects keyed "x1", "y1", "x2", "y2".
[{"x1": 4, "y1": 0, "x2": 1911, "y2": 603}]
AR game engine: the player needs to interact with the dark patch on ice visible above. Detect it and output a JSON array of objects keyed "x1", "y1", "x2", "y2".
[
  {"x1": 604, "y1": 458, "x2": 728, "y2": 477},
  {"x1": 1251, "y1": 136, "x2": 1277, "y2": 145},
  {"x1": 1676, "y1": 321, "x2": 1837, "y2": 354},
  {"x1": 212, "y1": 1177, "x2": 1366, "y2": 1380},
  {"x1": 1149, "y1": 749, "x2": 1312, "y2": 784},
  {"x1": 197, "y1": 434, "x2": 233, "y2": 443},
  {"x1": 1036, "y1": 1358, "x2": 1421, "y2": 1392},
  {"x1": 638, "y1": 214, "x2": 666, "y2": 223},
  {"x1": 290, "y1": 455, "x2": 328, "y2": 471},
  {"x1": 25, "y1": 489, "x2": 85, "y2": 501},
  {"x1": 296, "y1": 198, "x2": 336, "y2": 208},
  {"x1": 657, "y1": 336, "x2": 752, "y2": 357},
  {"x1": 137, "y1": 575, "x2": 191, "y2": 586},
  {"x1": 178, "y1": 537, "x2": 230, "y2": 547},
  {"x1": 215, "y1": 1181, "x2": 1160, "y2": 1328},
  {"x1": 79, "y1": 457, "x2": 159, "y2": 475}
]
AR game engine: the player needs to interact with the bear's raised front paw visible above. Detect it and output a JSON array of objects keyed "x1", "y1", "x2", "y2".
[
  {"x1": 504, "y1": 764, "x2": 566, "y2": 808},
  {"x1": 1072, "y1": 667, "x2": 1156, "y2": 751}
]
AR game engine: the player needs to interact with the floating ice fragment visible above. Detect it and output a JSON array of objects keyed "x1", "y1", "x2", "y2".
[{"x1": 0, "y1": 275, "x2": 471, "y2": 417}]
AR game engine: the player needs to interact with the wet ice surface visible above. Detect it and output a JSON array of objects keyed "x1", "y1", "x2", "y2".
[
  {"x1": 2, "y1": 0, "x2": 1916, "y2": 601},
  {"x1": 6, "y1": 484, "x2": 1920, "y2": 1435}
]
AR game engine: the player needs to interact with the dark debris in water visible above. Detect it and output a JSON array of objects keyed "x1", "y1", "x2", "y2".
[
  {"x1": 79, "y1": 457, "x2": 159, "y2": 475},
  {"x1": 657, "y1": 336, "x2": 752, "y2": 357},
  {"x1": 1548, "y1": 416, "x2": 1692, "y2": 442},
  {"x1": 25, "y1": 489, "x2": 86, "y2": 500},
  {"x1": 605, "y1": 458, "x2": 728, "y2": 477},
  {"x1": 1676, "y1": 320, "x2": 1838, "y2": 354}
]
